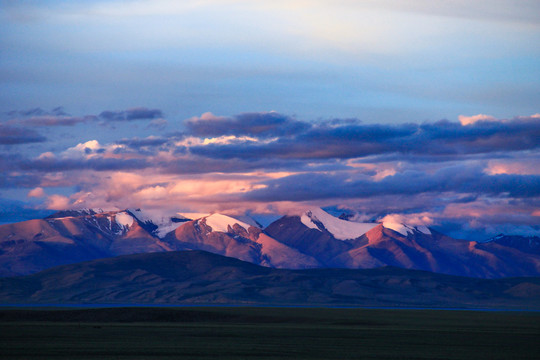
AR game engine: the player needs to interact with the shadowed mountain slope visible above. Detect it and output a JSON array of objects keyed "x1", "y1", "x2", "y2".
[{"x1": 1, "y1": 250, "x2": 539, "y2": 309}]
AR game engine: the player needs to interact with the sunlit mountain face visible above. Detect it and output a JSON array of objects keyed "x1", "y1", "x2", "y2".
[
  {"x1": 1, "y1": 1, "x2": 539, "y2": 245},
  {"x1": 1, "y1": 208, "x2": 538, "y2": 279}
]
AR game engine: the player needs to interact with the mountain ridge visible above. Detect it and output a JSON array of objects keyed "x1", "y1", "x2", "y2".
[{"x1": 0, "y1": 207, "x2": 539, "y2": 279}]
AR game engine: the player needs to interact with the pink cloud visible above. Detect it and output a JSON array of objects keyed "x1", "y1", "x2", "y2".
[
  {"x1": 27, "y1": 187, "x2": 46, "y2": 198},
  {"x1": 458, "y1": 114, "x2": 497, "y2": 126},
  {"x1": 378, "y1": 213, "x2": 435, "y2": 227},
  {"x1": 485, "y1": 159, "x2": 540, "y2": 175},
  {"x1": 458, "y1": 113, "x2": 540, "y2": 126},
  {"x1": 45, "y1": 194, "x2": 72, "y2": 210},
  {"x1": 188, "y1": 112, "x2": 227, "y2": 123}
]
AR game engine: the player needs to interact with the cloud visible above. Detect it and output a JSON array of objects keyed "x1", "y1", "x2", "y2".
[
  {"x1": 116, "y1": 136, "x2": 169, "y2": 148},
  {"x1": 187, "y1": 114, "x2": 540, "y2": 160},
  {"x1": 7, "y1": 107, "x2": 68, "y2": 117},
  {"x1": 45, "y1": 194, "x2": 71, "y2": 210},
  {"x1": 5, "y1": 107, "x2": 166, "y2": 127},
  {"x1": 185, "y1": 111, "x2": 311, "y2": 138},
  {"x1": 0, "y1": 124, "x2": 47, "y2": 144},
  {"x1": 379, "y1": 213, "x2": 435, "y2": 227},
  {"x1": 458, "y1": 114, "x2": 498, "y2": 125},
  {"x1": 61, "y1": 140, "x2": 108, "y2": 159},
  {"x1": 27, "y1": 157, "x2": 151, "y2": 172},
  {"x1": 244, "y1": 165, "x2": 540, "y2": 202},
  {"x1": 40, "y1": 170, "x2": 279, "y2": 216},
  {"x1": 147, "y1": 118, "x2": 168, "y2": 130},
  {"x1": 0, "y1": 172, "x2": 42, "y2": 189},
  {"x1": 485, "y1": 158, "x2": 540, "y2": 175},
  {"x1": 99, "y1": 107, "x2": 164, "y2": 121},
  {"x1": 16, "y1": 115, "x2": 97, "y2": 127},
  {"x1": 368, "y1": 0, "x2": 540, "y2": 25},
  {"x1": 27, "y1": 187, "x2": 46, "y2": 198},
  {"x1": 2, "y1": 109, "x2": 539, "y2": 239}
]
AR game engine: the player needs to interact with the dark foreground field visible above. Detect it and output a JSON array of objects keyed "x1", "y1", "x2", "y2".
[{"x1": 1, "y1": 307, "x2": 539, "y2": 359}]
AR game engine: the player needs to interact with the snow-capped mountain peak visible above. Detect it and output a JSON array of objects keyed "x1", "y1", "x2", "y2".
[
  {"x1": 301, "y1": 208, "x2": 377, "y2": 240},
  {"x1": 127, "y1": 208, "x2": 190, "y2": 237},
  {"x1": 381, "y1": 221, "x2": 431, "y2": 236},
  {"x1": 200, "y1": 213, "x2": 255, "y2": 233}
]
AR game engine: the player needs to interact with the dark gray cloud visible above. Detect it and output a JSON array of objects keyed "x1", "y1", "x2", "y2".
[
  {"x1": 0, "y1": 151, "x2": 306, "y2": 175},
  {"x1": 0, "y1": 173, "x2": 42, "y2": 188},
  {"x1": 185, "y1": 112, "x2": 311, "y2": 138},
  {"x1": 187, "y1": 115, "x2": 540, "y2": 160},
  {"x1": 244, "y1": 165, "x2": 540, "y2": 202},
  {"x1": 0, "y1": 153, "x2": 150, "y2": 173},
  {"x1": 116, "y1": 137, "x2": 169, "y2": 148},
  {"x1": 6, "y1": 107, "x2": 68, "y2": 117},
  {"x1": 159, "y1": 156, "x2": 308, "y2": 175},
  {"x1": 23, "y1": 157, "x2": 151, "y2": 172},
  {"x1": 5, "y1": 106, "x2": 164, "y2": 127},
  {"x1": 99, "y1": 107, "x2": 163, "y2": 121},
  {"x1": 0, "y1": 124, "x2": 47, "y2": 144},
  {"x1": 17, "y1": 115, "x2": 98, "y2": 127}
]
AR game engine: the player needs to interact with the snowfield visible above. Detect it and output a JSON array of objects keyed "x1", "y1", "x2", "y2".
[{"x1": 301, "y1": 208, "x2": 378, "y2": 240}]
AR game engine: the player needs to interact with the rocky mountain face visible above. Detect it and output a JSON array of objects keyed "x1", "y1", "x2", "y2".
[
  {"x1": 267, "y1": 210, "x2": 540, "y2": 278},
  {"x1": 162, "y1": 213, "x2": 321, "y2": 269},
  {"x1": 0, "y1": 209, "x2": 170, "y2": 276},
  {"x1": 0, "y1": 207, "x2": 539, "y2": 279},
  {"x1": 1, "y1": 250, "x2": 538, "y2": 308}
]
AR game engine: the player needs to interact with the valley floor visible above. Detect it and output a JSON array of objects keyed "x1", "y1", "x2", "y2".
[{"x1": 1, "y1": 307, "x2": 539, "y2": 359}]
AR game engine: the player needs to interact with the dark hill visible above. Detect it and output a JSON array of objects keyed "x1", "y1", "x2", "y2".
[{"x1": 1, "y1": 250, "x2": 539, "y2": 309}]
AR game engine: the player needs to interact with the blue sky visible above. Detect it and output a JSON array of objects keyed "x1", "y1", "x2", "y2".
[
  {"x1": 1, "y1": 0, "x2": 539, "y2": 239},
  {"x1": 2, "y1": 0, "x2": 539, "y2": 121}
]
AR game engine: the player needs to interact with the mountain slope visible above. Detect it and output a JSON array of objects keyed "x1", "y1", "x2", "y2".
[
  {"x1": 265, "y1": 209, "x2": 540, "y2": 278},
  {"x1": 1, "y1": 207, "x2": 539, "y2": 279},
  {"x1": 1, "y1": 250, "x2": 539, "y2": 309},
  {"x1": 337, "y1": 224, "x2": 540, "y2": 278},
  {"x1": 264, "y1": 213, "x2": 354, "y2": 267},
  {"x1": 0, "y1": 210, "x2": 170, "y2": 276},
  {"x1": 162, "y1": 214, "x2": 321, "y2": 269}
]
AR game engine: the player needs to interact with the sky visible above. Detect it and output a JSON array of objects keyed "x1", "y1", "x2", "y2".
[{"x1": 1, "y1": 0, "x2": 539, "y2": 239}]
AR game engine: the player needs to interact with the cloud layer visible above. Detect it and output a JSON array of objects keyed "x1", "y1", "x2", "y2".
[{"x1": 1, "y1": 108, "x2": 539, "y2": 239}]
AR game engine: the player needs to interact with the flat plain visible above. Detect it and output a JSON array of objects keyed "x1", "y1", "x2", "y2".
[{"x1": 1, "y1": 307, "x2": 539, "y2": 359}]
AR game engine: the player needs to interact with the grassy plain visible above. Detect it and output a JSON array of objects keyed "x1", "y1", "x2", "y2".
[{"x1": 1, "y1": 307, "x2": 539, "y2": 359}]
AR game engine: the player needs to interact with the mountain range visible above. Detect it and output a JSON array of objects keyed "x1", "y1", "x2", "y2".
[{"x1": 0, "y1": 207, "x2": 539, "y2": 279}]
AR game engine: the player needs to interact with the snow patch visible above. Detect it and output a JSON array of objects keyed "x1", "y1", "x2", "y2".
[
  {"x1": 115, "y1": 212, "x2": 134, "y2": 228},
  {"x1": 203, "y1": 213, "x2": 253, "y2": 233},
  {"x1": 383, "y1": 222, "x2": 410, "y2": 236},
  {"x1": 300, "y1": 213, "x2": 319, "y2": 230},
  {"x1": 128, "y1": 208, "x2": 190, "y2": 237},
  {"x1": 486, "y1": 234, "x2": 506, "y2": 242},
  {"x1": 382, "y1": 222, "x2": 432, "y2": 236},
  {"x1": 301, "y1": 208, "x2": 377, "y2": 240},
  {"x1": 416, "y1": 225, "x2": 432, "y2": 235}
]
